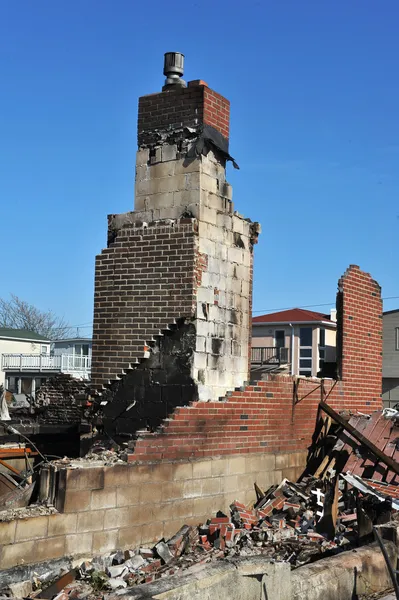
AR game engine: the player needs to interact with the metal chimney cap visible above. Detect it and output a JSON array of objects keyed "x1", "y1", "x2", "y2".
[{"x1": 163, "y1": 52, "x2": 186, "y2": 89}]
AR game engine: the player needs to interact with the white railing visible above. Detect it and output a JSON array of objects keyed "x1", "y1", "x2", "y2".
[{"x1": 1, "y1": 353, "x2": 91, "y2": 379}]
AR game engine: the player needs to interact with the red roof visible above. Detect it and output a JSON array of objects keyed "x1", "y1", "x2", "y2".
[{"x1": 252, "y1": 308, "x2": 332, "y2": 324}]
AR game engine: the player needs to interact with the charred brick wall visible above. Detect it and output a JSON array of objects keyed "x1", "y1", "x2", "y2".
[
  {"x1": 138, "y1": 81, "x2": 230, "y2": 148},
  {"x1": 91, "y1": 220, "x2": 198, "y2": 391}
]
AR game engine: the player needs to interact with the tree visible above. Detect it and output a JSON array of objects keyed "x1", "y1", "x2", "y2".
[{"x1": 0, "y1": 294, "x2": 71, "y2": 340}]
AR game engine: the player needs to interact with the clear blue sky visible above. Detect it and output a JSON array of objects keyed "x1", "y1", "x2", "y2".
[{"x1": 1, "y1": 0, "x2": 398, "y2": 336}]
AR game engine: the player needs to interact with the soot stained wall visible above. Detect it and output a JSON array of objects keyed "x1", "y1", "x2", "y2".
[{"x1": 100, "y1": 322, "x2": 198, "y2": 442}]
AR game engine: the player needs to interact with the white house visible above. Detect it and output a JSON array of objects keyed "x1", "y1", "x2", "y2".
[
  {"x1": 0, "y1": 328, "x2": 51, "y2": 394},
  {"x1": 1, "y1": 330, "x2": 92, "y2": 396}
]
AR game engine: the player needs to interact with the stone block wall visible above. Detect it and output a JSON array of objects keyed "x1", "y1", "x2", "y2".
[{"x1": 0, "y1": 451, "x2": 305, "y2": 569}]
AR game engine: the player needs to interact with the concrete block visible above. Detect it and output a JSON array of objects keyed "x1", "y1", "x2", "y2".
[
  {"x1": 197, "y1": 286, "x2": 214, "y2": 304},
  {"x1": 77, "y1": 510, "x2": 105, "y2": 532},
  {"x1": 118, "y1": 526, "x2": 142, "y2": 550},
  {"x1": 155, "y1": 206, "x2": 185, "y2": 220},
  {"x1": 34, "y1": 536, "x2": 66, "y2": 563},
  {"x1": 149, "y1": 160, "x2": 175, "y2": 179},
  {"x1": 48, "y1": 513, "x2": 77, "y2": 537},
  {"x1": 133, "y1": 194, "x2": 147, "y2": 211},
  {"x1": 201, "y1": 477, "x2": 221, "y2": 496},
  {"x1": 172, "y1": 462, "x2": 193, "y2": 481},
  {"x1": 194, "y1": 352, "x2": 207, "y2": 370},
  {"x1": 116, "y1": 486, "x2": 140, "y2": 508},
  {"x1": 140, "y1": 483, "x2": 163, "y2": 504},
  {"x1": 200, "y1": 173, "x2": 218, "y2": 194},
  {"x1": 0, "y1": 520, "x2": 16, "y2": 544},
  {"x1": 136, "y1": 148, "x2": 149, "y2": 166},
  {"x1": 15, "y1": 516, "x2": 49, "y2": 542},
  {"x1": 199, "y1": 206, "x2": 218, "y2": 226},
  {"x1": 129, "y1": 464, "x2": 154, "y2": 484},
  {"x1": 128, "y1": 503, "x2": 155, "y2": 526},
  {"x1": 183, "y1": 479, "x2": 203, "y2": 499},
  {"x1": 174, "y1": 157, "x2": 201, "y2": 174},
  {"x1": 92, "y1": 529, "x2": 118, "y2": 554},
  {"x1": 227, "y1": 246, "x2": 244, "y2": 265},
  {"x1": 275, "y1": 453, "x2": 291, "y2": 470},
  {"x1": 65, "y1": 532, "x2": 93, "y2": 556},
  {"x1": 151, "y1": 463, "x2": 175, "y2": 482},
  {"x1": 91, "y1": 488, "x2": 116, "y2": 510},
  {"x1": 173, "y1": 189, "x2": 198, "y2": 207},
  {"x1": 197, "y1": 384, "x2": 213, "y2": 401},
  {"x1": 141, "y1": 521, "x2": 165, "y2": 545},
  {"x1": 222, "y1": 475, "x2": 238, "y2": 494},
  {"x1": 8, "y1": 580, "x2": 32, "y2": 598},
  {"x1": 0, "y1": 540, "x2": 35, "y2": 569},
  {"x1": 161, "y1": 144, "x2": 177, "y2": 162},
  {"x1": 195, "y1": 336, "x2": 206, "y2": 353},
  {"x1": 185, "y1": 172, "x2": 201, "y2": 191},
  {"x1": 206, "y1": 192, "x2": 225, "y2": 212},
  {"x1": 65, "y1": 466, "x2": 105, "y2": 491},
  {"x1": 193, "y1": 496, "x2": 219, "y2": 518},
  {"x1": 211, "y1": 457, "x2": 228, "y2": 477},
  {"x1": 104, "y1": 506, "x2": 131, "y2": 530},
  {"x1": 63, "y1": 489, "x2": 91, "y2": 513},
  {"x1": 135, "y1": 164, "x2": 148, "y2": 182},
  {"x1": 161, "y1": 481, "x2": 184, "y2": 501},
  {"x1": 227, "y1": 456, "x2": 247, "y2": 475},
  {"x1": 104, "y1": 465, "x2": 131, "y2": 488},
  {"x1": 192, "y1": 460, "x2": 213, "y2": 480},
  {"x1": 221, "y1": 181, "x2": 233, "y2": 200},
  {"x1": 158, "y1": 500, "x2": 194, "y2": 521},
  {"x1": 217, "y1": 212, "x2": 233, "y2": 230}
]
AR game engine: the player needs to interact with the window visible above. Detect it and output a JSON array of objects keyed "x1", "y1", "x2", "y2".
[
  {"x1": 319, "y1": 328, "x2": 326, "y2": 370},
  {"x1": 299, "y1": 327, "x2": 313, "y2": 376},
  {"x1": 41, "y1": 345, "x2": 48, "y2": 354},
  {"x1": 74, "y1": 344, "x2": 90, "y2": 356},
  {"x1": 300, "y1": 327, "x2": 313, "y2": 347},
  {"x1": 274, "y1": 330, "x2": 285, "y2": 349},
  {"x1": 396, "y1": 328, "x2": 399, "y2": 351}
]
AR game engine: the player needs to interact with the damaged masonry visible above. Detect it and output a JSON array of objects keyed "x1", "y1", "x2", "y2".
[{"x1": 0, "y1": 52, "x2": 398, "y2": 600}]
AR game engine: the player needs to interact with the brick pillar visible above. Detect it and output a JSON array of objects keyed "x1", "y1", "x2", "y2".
[
  {"x1": 337, "y1": 264, "x2": 383, "y2": 408},
  {"x1": 91, "y1": 57, "x2": 260, "y2": 414}
]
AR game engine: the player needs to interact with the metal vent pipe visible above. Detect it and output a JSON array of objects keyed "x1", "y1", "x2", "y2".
[{"x1": 163, "y1": 52, "x2": 186, "y2": 88}]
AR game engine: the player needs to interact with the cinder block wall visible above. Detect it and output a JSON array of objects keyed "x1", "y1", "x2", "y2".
[{"x1": 0, "y1": 451, "x2": 305, "y2": 570}]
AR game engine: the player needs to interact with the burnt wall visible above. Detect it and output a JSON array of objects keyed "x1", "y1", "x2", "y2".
[{"x1": 99, "y1": 321, "x2": 198, "y2": 443}]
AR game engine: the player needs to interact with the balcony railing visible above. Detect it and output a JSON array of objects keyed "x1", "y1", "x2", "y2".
[
  {"x1": 251, "y1": 346, "x2": 289, "y2": 366},
  {"x1": 1, "y1": 354, "x2": 91, "y2": 379}
]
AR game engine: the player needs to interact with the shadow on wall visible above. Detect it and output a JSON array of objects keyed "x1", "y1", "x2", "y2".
[{"x1": 96, "y1": 321, "x2": 198, "y2": 445}]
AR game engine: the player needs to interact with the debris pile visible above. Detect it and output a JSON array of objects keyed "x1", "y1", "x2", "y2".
[{"x1": 1, "y1": 476, "x2": 368, "y2": 600}]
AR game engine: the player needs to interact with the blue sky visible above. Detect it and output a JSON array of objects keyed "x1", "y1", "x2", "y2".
[{"x1": 1, "y1": 0, "x2": 398, "y2": 336}]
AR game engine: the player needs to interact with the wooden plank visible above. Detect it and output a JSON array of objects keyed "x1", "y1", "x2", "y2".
[{"x1": 320, "y1": 401, "x2": 399, "y2": 478}]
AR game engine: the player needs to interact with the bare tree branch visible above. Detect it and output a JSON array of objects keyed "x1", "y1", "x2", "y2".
[{"x1": 0, "y1": 295, "x2": 71, "y2": 340}]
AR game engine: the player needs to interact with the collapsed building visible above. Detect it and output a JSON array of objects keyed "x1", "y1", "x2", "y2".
[{"x1": 0, "y1": 53, "x2": 396, "y2": 600}]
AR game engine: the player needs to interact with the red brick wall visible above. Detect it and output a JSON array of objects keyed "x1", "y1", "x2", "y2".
[
  {"x1": 128, "y1": 265, "x2": 383, "y2": 462},
  {"x1": 203, "y1": 87, "x2": 230, "y2": 139},
  {"x1": 91, "y1": 219, "x2": 198, "y2": 390},
  {"x1": 137, "y1": 82, "x2": 230, "y2": 148},
  {"x1": 337, "y1": 264, "x2": 382, "y2": 405}
]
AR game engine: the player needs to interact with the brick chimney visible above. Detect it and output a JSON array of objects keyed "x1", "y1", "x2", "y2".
[{"x1": 91, "y1": 54, "x2": 260, "y2": 436}]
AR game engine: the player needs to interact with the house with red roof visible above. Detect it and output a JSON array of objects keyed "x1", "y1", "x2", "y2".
[{"x1": 251, "y1": 308, "x2": 337, "y2": 378}]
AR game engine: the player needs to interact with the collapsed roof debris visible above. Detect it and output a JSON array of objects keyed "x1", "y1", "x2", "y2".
[{"x1": 4, "y1": 402, "x2": 399, "y2": 599}]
